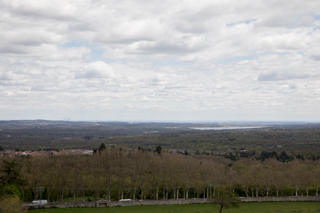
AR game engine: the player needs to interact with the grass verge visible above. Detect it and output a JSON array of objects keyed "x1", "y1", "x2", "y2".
[{"x1": 28, "y1": 202, "x2": 320, "y2": 213}]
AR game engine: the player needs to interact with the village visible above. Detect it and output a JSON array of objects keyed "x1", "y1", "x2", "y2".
[{"x1": 0, "y1": 149, "x2": 93, "y2": 157}]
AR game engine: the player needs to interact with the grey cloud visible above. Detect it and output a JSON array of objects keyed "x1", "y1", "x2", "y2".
[
  {"x1": 0, "y1": 45, "x2": 27, "y2": 54},
  {"x1": 69, "y1": 22, "x2": 98, "y2": 32},
  {"x1": 171, "y1": 4, "x2": 223, "y2": 23},
  {"x1": 311, "y1": 55, "x2": 320, "y2": 61},
  {"x1": 2, "y1": 1, "x2": 79, "y2": 22},
  {"x1": 143, "y1": 43, "x2": 194, "y2": 54},
  {"x1": 127, "y1": 41, "x2": 203, "y2": 55},
  {"x1": 4, "y1": 31, "x2": 61, "y2": 46},
  {"x1": 0, "y1": 73, "x2": 14, "y2": 80},
  {"x1": 257, "y1": 72, "x2": 317, "y2": 81},
  {"x1": 76, "y1": 70, "x2": 112, "y2": 79},
  {"x1": 173, "y1": 21, "x2": 208, "y2": 34},
  {"x1": 94, "y1": 37, "x2": 153, "y2": 45},
  {"x1": 31, "y1": 85, "x2": 54, "y2": 91},
  {"x1": 289, "y1": 84, "x2": 298, "y2": 89}
]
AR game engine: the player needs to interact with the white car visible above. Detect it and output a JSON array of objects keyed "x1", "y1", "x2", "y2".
[
  {"x1": 30, "y1": 200, "x2": 48, "y2": 205},
  {"x1": 119, "y1": 199, "x2": 132, "y2": 202}
]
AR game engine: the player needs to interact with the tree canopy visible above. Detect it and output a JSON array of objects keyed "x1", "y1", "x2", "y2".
[{"x1": 209, "y1": 185, "x2": 241, "y2": 213}]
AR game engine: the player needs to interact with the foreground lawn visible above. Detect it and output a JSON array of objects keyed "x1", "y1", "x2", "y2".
[{"x1": 29, "y1": 202, "x2": 320, "y2": 213}]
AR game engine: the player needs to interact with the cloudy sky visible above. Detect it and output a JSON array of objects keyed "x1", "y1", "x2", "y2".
[{"x1": 1, "y1": 0, "x2": 320, "y2": 122}]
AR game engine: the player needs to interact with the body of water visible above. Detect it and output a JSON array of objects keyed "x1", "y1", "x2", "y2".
[{"x1": 190, "y1": 126, "x2": 263, "y2": 130}]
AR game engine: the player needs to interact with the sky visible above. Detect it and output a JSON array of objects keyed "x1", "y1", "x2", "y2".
[{"x1": 0, "y1": 0, "x2": 320, "y2": 122}]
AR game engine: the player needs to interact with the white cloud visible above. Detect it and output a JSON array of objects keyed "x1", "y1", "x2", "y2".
[
  {"x1": 75, "y1": 61, "x2": 122, "y2": 79},
  {"x1": 1, "y1": 0, "x2": 320, "y2": 121}
]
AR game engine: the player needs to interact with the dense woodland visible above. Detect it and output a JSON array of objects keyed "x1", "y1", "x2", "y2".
[
  {"x1": 1, "y1": 120, "x2": 320, "y2": 160},
  {"x1": 1, "y1": 146, "x2": 320, "y2": 203}
]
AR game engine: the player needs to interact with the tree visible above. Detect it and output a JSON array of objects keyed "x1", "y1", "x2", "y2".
[
  {"x1": 27, "y1": 156, "x2": 46, "y2": 200},
  {"x1": 54, "y1": 156, "x2": 72, "y2": 202},
  {"x1": 98, "y1": 143, "x2": 106, "y2": 152},
  {"x1": 0, "y1": 184, "x2": 22, "y2": 199},
  {"x1": 0, "y1": 160, "x2": 25, "y2": 186},
  {"x1": 0, "y1": 196, "x2": 26, "y2": 213},
  {"x1": 0, "y1": 184, "x2": 26, "y2": 213},
  {"x1": 209, "y1": 185, "x2": 241, "y2": 213},
  {"x1": 155, "y1": 145, "x2": 162, "y2": 154},
  {"x1": 278, "y1": 151, "x2": 293, "y2": 162}
]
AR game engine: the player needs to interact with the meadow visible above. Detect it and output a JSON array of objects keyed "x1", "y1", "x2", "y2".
[{"x1": 29, "y1": 202, "x2": 320, "y2": 213}]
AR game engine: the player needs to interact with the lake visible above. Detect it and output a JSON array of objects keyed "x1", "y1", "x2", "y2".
[{"x1": 190, "y1": 126, "x2": 263, "y2": 130}]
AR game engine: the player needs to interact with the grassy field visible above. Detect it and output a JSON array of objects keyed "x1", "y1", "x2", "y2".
[{"x1": 29, "y1": 202, "x2": 320, "y2": 213}]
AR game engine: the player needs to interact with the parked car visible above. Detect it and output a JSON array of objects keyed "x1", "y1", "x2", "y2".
[
  {"x1": 119, "y1": 199, "x2": 131, "y2": 201},
  {"x1": 30, "y1": 200, "x2": 48, "y2": 205}
]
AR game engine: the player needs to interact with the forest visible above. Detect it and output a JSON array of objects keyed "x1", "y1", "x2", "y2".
[
  {"x1": 1, "y1": 120, "x2": 320, "y2": 160},
  {"x1": 1, "y1": 146, "x2": 320, "y2": 204}
]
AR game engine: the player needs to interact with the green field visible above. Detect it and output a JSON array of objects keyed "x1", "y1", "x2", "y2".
[{"x1": 29, "y1": 202, "x2": 320, "y2": 213}]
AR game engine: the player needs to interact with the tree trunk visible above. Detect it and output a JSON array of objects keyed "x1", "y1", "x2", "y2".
[
  {"x1": 141, "y1": 190, "x2": 143, "y2": 201},
  {"x1": 34, "y1": 191, "x2": 37, "y2": 200},
  {"x1": 60, "y1": 189, "x2": 64, "y2": 202},
  {"x1": 47, "y1": 190, "x2": 50, "y2": 202},
  {"x1": 163, "y1": 188, "x2": 165, "y2": 199},
  {"x1": 118, "y1": 187, "x2": 121, "y2": 200},
  {"x1": 156, "y1": 188, "x2": 159, "y2": 200},
  {"x1": 243, "y1": 186, "x2": 248, "y2": 197},
  {"x1": 177, "y1": 188, "x2": 179, "y2": 199},
  {"x1": 219, "y1": 204, "x2": 223, "y2": 213},
  {"x1": 133, "y1": 185, "x2": 136, "y2": 200}
]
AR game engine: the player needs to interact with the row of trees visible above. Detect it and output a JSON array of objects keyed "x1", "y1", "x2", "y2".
[{"x1": 1, "y1": 146, "x2": 320, "y2": 203}]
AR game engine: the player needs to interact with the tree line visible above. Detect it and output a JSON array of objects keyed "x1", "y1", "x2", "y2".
[{"x1": 1, "y1": 146, "x2": 320, "y2": 204}]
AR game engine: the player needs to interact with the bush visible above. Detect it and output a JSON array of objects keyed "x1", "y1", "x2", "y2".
[{"x1": 0, "y1": 196, "x2": 27, "y2": 213}]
